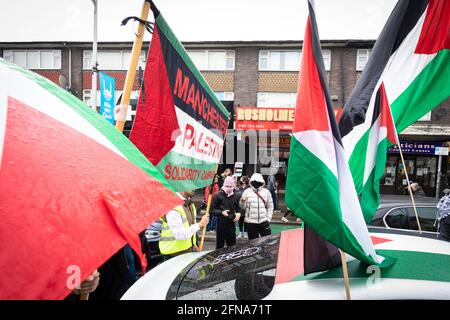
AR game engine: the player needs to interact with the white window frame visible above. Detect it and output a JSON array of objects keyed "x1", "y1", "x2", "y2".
[
  {"x1": 259, "y1": 50, "x2": 304, "y2": 71},
  {"x1": 257, "y1": 92, "x2": 297, "y2": 108},
  {"x1": 82, "y1": 50, "x2": 146, "y2": 70},
  {"x1": 322, "y1": 49, "x2": 331, "y2": 71},
  {"x1": 83, "y1": 89, "x2": 139, "y2": 106},
  {"x1": 356, "y1": 49, "x2": 372, "y2": 71},
  {"x1": 3, "y1": 49, "x2": 61, "y2": 69},
  {"x1": 215, "y1": 92, "x2": 234, "y2": 101},
  {"x1": 186, "y1": 50, "x2": 235, "y2": 71}
]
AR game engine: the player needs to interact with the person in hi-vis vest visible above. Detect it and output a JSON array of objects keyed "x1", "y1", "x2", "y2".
[{"x1": 159, "y1": 190, "x2": 209, "y2": 260}]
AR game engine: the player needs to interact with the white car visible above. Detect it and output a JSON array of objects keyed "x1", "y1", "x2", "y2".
[{"x1": 122, "y1": 227, "x2": 450, "y2": 300}]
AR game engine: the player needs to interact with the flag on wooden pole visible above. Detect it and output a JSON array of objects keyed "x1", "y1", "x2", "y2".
[{"x1": 130, "y1": 1, "x2": 230, "y2": 192}]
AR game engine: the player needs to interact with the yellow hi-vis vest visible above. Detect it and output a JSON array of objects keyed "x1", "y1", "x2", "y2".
[{"x1": 159, "y1": 204, "x2": 197, "y2": 255}]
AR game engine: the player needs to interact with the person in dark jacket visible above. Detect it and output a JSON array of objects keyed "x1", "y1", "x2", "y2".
[{"x1": 211, "y1": 176, "x2": 241, "y2": 249}]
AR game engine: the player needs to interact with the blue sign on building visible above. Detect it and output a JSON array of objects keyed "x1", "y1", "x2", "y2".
[
  {"x1": 388, "y1": 141, "x2": 443, "y2": 155},
  {"x1": 99, "y1": 72, "x2": 115, "y2": 125}
]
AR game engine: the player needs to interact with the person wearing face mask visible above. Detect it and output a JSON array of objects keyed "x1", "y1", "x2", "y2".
[
  {"x1": 239, "y1": 173, "x2": 274, "y2": 240},
  {"x1": 211, "y1": 176, "x2": 242, "y2": 249},
  {"x1": 159, "y1": 190, "x2": 209, "y2": 261}
]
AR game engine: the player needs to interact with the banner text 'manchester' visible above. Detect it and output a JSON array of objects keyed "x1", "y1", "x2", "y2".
[{"x1": 173, "y1": 68, "x2": 228, "y2": 136}]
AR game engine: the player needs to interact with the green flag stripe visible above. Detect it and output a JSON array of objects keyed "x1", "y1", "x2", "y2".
[
  {"x1": 287, "y1": 138, "x2": 378, "y2": 265},
  {"x1": 348, "y1": 130, "x2": 370, "y2": 193}
]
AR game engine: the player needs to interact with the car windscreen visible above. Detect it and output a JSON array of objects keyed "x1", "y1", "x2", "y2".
[{"x1": 166, "y1": 234, "x2": 280, "y2": 300}]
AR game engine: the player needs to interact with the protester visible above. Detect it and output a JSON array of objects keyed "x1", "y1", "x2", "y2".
[
  {"x1": 235, "y1": 176, "x2": 250, "y2": 239},
  {"x1": 159, "y1": 190, "x2": 209, "y2": 260},
  {"x1": 141, "y1": 220, "x2": 164, "y2": 272},
  {"x1": 88, "y1": 247, "x2": 138, "y2": 300},
  {"x1": 239, "y1": 173, "x2": 274, "y2": 240},
  {"x1": 218, "y1": 168, "x2": 233, "y2": 188},
  {"x1": 436, "y1": 189, "x2": 450, "y2": 241},
  {"x1": 211, "y1": 176, "x2": 241, "y2": 249},
  {"x1": 204, "y1": 174, "x2": 220, "y2": 232}
]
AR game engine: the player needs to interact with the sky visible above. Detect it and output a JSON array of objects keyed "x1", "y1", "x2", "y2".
[{"x1": 0, "y1": 0, "x2": 398, "y2": 43}]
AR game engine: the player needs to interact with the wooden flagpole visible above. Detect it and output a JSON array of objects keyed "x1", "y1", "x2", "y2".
[
  {"x1": 339, "y1": 249, "x2": 351, "y2": 300},
  {"x1": 115, "y1": 0, "x2": 151, "y2": 133},
  {"x1": 80, "y1": 293, "x2": 89, "y2": 300},
  {"x1": 397, "y1": 144, "x2": 422, "y2": 233}
]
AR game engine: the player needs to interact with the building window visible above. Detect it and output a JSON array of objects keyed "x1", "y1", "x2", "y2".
[
  {"x1": 186, "y1": 50, "x2": 235, "y2": 71},
  {"x1": 3, "y1": 50, "x2": 61, "y2": 69},
  {"x1": 257, "y1": 92, "x2": 297, "y2": 108},
  {"x1": 83, "y1": 50, "x2": 146, "y2": 70},
  {"x1": 259, "y1": 50, "x2": 302, "y2": 71},
  {"x1": 215, "y1": 92, "x2": 234, "y2": 101},
  {"x1": 322, "y1": 49, "x2": 331, "y2": 71},
  {"x1": 356, "y1": 49, "x2": 372, "y2": 71}
]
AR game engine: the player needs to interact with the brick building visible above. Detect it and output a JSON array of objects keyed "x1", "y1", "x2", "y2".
[{"x1": 1, "y1": 40, "x2": 448, "y2": 198}]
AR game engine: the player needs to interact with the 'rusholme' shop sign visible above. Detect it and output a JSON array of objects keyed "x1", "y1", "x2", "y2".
[{"x1": 235, "y1": 107, "x2": 294, "y2": 130}]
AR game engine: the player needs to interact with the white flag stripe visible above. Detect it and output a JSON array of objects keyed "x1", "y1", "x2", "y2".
[
  {"x1": 0, "y1": 62, "x2": 125, "y2": 159},
  {"x1": 335, "y1": 140, "x2": 384, "y2": 264},
  {"x1": 294, "y1": 130, "x2": 338, "y2": 178},
  {"x1": 0, "y1": 95, "x2": 7, "y2": 169}
]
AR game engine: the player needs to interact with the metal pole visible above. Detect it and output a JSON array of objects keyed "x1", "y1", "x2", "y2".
[
  {"x1": 91, "y1": 0, "x2": 98, "y2": 111},
  {"x1": 436, "y1": 155, "x2": 443, "y2": 199}
]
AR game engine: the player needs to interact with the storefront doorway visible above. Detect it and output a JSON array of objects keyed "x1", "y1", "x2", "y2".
[{"x1": 380, "y1": 154, "x2": 439, "y2": 197}]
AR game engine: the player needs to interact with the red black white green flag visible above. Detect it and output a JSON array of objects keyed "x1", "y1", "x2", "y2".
[
  {"x1": 130, "y1": 1, "x2": 230, "y2": 192},
  {"x1": 0, "y1": 58, "x2": 181, "y2": 299},
  {"x1": 339, "y1": 0, "x2": 450, "y2": 222},
  {"x1": 285, "y1": 0, "x2": 388, "y2": 266}
]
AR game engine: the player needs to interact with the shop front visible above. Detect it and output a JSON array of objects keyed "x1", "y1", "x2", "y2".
[
  {"x1": 234, "y1": 106, "x2": 293, "y2": 194},
  {"x1": 380, "y1": 141, "x2": 449, "y2": 197}
]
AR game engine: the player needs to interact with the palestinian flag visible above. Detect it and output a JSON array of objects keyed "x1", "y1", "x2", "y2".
[
  {"x1": 339, "y1": 0, "x2": 450, "y2": 222},
  {"x1": 129, "y1": 1, "x2": 230, "y2": 192},
  {"x1": 285, "y1": 0, "x2": 386, "y2": 266}
]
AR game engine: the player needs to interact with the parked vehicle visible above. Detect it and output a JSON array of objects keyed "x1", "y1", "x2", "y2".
[
  {"x1": 370, "y1": 195, "x2": 439, "y2": 236},
  {"x1": 122, "y1": 227, "x2": 450, "y2": 300}
]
